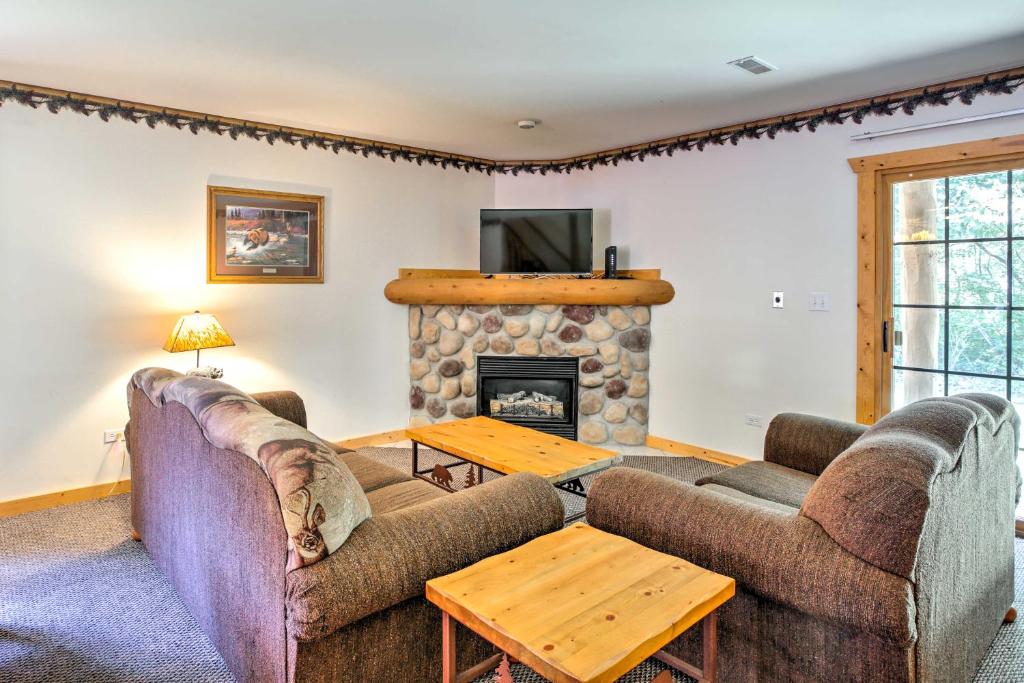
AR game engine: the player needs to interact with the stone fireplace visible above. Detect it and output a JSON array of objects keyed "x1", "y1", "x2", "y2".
[{"x1": 407, "y1": 303, "x2": 651, "y2": 446}]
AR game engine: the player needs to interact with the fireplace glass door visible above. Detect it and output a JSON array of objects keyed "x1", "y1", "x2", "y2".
[{"x1": 476, "y1": 356, "x2": 579, "y2": 439}]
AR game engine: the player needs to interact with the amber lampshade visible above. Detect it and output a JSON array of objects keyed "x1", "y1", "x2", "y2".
[{"x1": 162, "y1": 311, "x2": 235, "y2": 367}]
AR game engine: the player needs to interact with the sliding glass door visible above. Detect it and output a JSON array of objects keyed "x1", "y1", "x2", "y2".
[{"x1": 885, "y1": 163, "x2": 1023, "y2": 524}]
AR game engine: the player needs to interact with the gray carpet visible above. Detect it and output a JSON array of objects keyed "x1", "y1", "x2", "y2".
[{"x1": 0, "y1": 449, "x2": 1020, "y2": 682}]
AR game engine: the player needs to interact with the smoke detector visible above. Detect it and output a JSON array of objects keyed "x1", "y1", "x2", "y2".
[
  {"x1": 516, "y1": 119, "x2": 539, "y2": 130},
  {"x1": 727, "y1": 56, "x2": 777, "y2": 75}
]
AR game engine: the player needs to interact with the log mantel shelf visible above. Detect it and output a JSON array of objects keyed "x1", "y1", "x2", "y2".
[{"x1": 384, "y1": 268, "x2": 675, "y2": 306}]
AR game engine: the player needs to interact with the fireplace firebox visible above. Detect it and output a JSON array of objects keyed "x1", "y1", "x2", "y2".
[{"x1": 476, "y1": 356, "x2": 579, "y2": 440}]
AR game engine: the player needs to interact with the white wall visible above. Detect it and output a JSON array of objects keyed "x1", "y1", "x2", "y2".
[
  {"x1": 0, "y1": 105, "x2": 493, "y2": 501},
  {"x1": 4, "y1": 88, "x2": 1023, "y2": 501},
  {"x1": 496, "y1": 91, "x2": 1024, "y2": 458}
]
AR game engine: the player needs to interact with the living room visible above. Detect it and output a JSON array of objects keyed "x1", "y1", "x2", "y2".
[{"x1": 1, "y1": 3, "x2": 1022, "y2": 682}]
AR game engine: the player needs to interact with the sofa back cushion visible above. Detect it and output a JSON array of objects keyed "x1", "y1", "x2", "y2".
[
  {"x1": 129, "y1": 368, "x2": 371, "y2": 571},
  {"x1": 800, "y1": 394, "x2": 1015, "y2": 578},
  {"x1": 251, "y1": 390, "x2": 308, "y2": 428}
]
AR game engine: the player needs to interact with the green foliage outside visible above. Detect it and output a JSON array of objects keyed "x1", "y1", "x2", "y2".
[{"x1": 892, "y1": 169, "x2": 1024, "y2": 408}]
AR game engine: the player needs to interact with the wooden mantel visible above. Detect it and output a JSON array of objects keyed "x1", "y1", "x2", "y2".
[{"x1": 384, "y1": 268, "x2": 675, "y2": 306}]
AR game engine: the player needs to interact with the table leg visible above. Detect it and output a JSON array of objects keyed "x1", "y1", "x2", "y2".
[
  {"x1": 412, "y1": 441, "x2": 419, "y2": 477},
  {"x1": 702, "y1": 611, "x2": 718, "y2": 683},
  {"x1": 651, "y1": 609, "x2": 720, "y2": 683},
  {"x1": 442, "y1": 611, "x2": 456, "y2": 683}
]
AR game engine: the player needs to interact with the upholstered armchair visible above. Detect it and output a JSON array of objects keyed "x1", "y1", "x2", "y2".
[{"x1": 587, "y1": 394, "x2": 1019, "y2": 683}]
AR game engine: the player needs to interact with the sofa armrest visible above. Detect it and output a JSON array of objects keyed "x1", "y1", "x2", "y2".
[
  {"x1": 250, "y1": 390, "x2": 307, "y2": 428},
  {"x1": 763, "y1": 412, "x2": 867, "y2": 475},
  {"x1": 586, "y1": 468, "x2": 915, "y2": 645},
  {"x1": 285, "y1": 472, "x2": 564, "y2": 640}
]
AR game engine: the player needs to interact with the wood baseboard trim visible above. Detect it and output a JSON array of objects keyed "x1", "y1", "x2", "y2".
[
  {"x1": 334, "y1": 428, "x2": 410, "y2": 450},
  {"x1": 645, "y1": 435, "x2": 750, "y2": 467},
  {"x1": 0, "y1": 479, "x2": 131, "y2": 518}
]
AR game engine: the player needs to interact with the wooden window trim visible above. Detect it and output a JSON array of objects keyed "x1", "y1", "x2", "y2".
[{"x1": 849, "y1": 134, "x2": 1024, "y2": 424}]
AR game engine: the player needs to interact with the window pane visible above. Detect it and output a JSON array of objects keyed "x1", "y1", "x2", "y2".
[
  {"x1": 1012, "y1": 379, "x2": 1024, "y2": 421},
  {"x1": 1014, "y1": 312, "x2": 1024, "y2": 377},
  {"x1": 893, "y1": 180, "x2": 944, "y2": 241},
  {"x1": 948, "y1": 309, "x2": 1007, "y2": 375},
  {"x1": 949, "y1": 242, "x2": 1007, "y2": 306},
  {"x1": 894, "y1": 308, "x2": 944, "y2": 370},
  {"x1": 892, "y1": 369, "x2": 943, "y2": 410},
  {"x1": 1015, "y1": 378, "x2": 1024, "y2": 520},
  {"x1": 948, "y1": 373, "x2": 1006, "y2": 397},
  {"x1": 948, "y1": 171, "x2": 1008, "y2": 240},
  {"x1": 1012, "y1": 242, "x2": 1024, "y2": 304},
  {"x1": 893, "y1": 244, "x2": 944, "y2": 305},
  {"x1": 1013, "y1": 169, "x2": 1024, "y2": 234}
]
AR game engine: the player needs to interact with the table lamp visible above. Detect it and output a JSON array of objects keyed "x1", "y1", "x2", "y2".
[{"x1": 163, "y1": 310, "x2": 235, "y2": 378}]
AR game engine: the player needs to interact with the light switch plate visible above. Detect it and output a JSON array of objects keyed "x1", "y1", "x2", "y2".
[
  {"x1": 809, "y1": 291, "x2": 831, "y2": 312},
  {"x1": 772, "y1": 292, "x2": 784, "y2": 308}
]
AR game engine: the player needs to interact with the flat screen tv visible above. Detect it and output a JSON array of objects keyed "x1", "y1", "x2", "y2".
[{"x1": 480, "y1": 209, "x2": 593, "y2": 275}]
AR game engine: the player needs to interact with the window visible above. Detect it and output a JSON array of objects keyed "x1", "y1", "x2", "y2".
[{"x1": 890, "y1": 167, "x2": 1023, "y2": 412}]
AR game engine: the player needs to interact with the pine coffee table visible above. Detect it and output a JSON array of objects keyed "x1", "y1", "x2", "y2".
[
  {"x1": 406, "y1": 416, "x2": 621, "y2": 521},
  {"x1": 426, "y1": 523, "x2": 735, "y2": 683}
]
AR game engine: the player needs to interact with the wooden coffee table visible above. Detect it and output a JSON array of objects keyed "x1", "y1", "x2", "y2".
[
  {"x1": 406, "y1": 417, "x2": 621, "y2": 520},
  {"x1": 426, "y1": 523, "x2": 735, "y2": 683}
]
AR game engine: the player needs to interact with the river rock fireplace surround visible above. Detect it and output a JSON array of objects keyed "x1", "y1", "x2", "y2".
[
  {"x1": 406, "y1": 302, "x2": 653, "y2": 446},
  {"x1": 390, "y1": 267, "x2": 673, "y2": 447}
]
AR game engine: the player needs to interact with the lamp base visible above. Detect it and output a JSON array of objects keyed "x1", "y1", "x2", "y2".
[{"x1": 186, "y1": 366, "x2": 224, "y2": 380}]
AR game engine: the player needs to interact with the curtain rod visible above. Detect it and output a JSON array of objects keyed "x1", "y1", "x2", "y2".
[{"x1": 850, "y1": 107, "x2": 1024, "y2": 141}]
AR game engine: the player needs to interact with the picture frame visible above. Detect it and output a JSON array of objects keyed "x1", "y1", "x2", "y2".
[{"x1": 207, "y1": 186, "x2": 324, "y2": 284}]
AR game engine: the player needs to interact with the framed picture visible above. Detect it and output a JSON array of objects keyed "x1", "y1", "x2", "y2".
[{"x1": 207, "y1": 186, "x2": 324, "y2": 283}]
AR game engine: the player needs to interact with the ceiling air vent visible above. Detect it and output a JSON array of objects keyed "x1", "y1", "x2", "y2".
[{"x1": 727, "y1": 56, "x2": 777, "y2": 75}]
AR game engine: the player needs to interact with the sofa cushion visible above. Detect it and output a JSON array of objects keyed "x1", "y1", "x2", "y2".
[
  {"x1": 285, "y1": 473, "x2": 564, "y2": 641},
  {"x1": 250, "y1": 391, "x2": 307, "y2": 429},
  {"x1": 699, "y1": 483, "x2": 800, "y2": 513},
  {"x1": 764, "y1": 412, "x2": 868, "y2": 475},
  {"x1": 338, "y1": 452, "x2": 412, "y2": 493},
  {"x1": 696, "y1": 461, "x2": 817, "y2": 508},
  {"x1": 367, "y1": 480, "x2": 447, "y2": 515}
]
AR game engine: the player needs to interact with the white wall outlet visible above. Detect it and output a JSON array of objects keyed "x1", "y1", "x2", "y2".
[
  {"x1": 771, "y1": 291, "x2": 784, "y2": 308},
  {"x1": 809, "y1": 291, "x2": 831, "y2": 312},
  {"x1": 744, "y1": 414, "x2": 763, "y2": 427},
  {"x1": 103, "y1": 429, "x2": 124, "y2": 444}
]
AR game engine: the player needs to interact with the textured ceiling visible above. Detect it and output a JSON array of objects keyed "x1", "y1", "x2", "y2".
[{"x1": 2, "y1": 1, "x2": 1023, "y2": 158}]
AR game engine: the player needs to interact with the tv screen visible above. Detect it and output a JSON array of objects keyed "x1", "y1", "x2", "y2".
[{"x1": 480, "y1": 209, "x2": 593, "y2": 275}]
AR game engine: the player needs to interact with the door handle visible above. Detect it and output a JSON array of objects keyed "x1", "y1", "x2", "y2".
[{"x1": 882, "y1": 320, "x2": 889, "y2": 354}]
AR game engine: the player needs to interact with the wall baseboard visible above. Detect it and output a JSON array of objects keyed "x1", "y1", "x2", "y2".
[
  {"x1": 645, "y1": 435, "x2": 749, "y2": 467},
  {"x1": 0, "y1": 479, "x2": 131, "y2": 519},
  {"x1": 334, "y1": 428, "x2": 409, "y2": 450}
]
